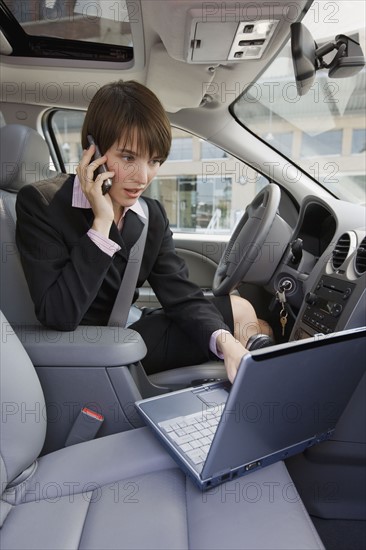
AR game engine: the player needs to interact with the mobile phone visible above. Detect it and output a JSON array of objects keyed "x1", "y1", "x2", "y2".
[{"x1": 87, "y1": 135, "x2": 113, "y2": 195}]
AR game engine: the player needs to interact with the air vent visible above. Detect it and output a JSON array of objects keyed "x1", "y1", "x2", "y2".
[
  {"x1": 332, "y1": 233, "x2": 351, "y2": 269},
  {"x1": 355, "y1": 237, "x2": 366, "y2": 275}
]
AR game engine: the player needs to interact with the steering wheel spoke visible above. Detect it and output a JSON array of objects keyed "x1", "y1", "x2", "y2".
[{"x1": 213, "y1": 184, "x2": 282, "y2": 295}]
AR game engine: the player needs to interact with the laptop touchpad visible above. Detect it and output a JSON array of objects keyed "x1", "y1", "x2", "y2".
[{"x1": 197, "y1": 388, "x2": 229, "y2": 407}]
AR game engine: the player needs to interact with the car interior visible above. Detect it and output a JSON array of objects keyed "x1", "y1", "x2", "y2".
[{"x1": 0, "y1": 0, "x2": 365, "y2": 549}]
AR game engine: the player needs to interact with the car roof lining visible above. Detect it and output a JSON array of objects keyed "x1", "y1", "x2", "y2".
[{"x1": 0, "y1": 0, "x2": 312, "y2": 113}]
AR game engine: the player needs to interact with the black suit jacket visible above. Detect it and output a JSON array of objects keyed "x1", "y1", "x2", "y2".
[{"x1": 16, "y1": 174, "x2": 230, "y2": 353}]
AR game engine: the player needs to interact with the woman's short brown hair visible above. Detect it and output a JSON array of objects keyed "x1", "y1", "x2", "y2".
[{"x1": 81, "y1": 80, "x2": 171, "y2": 161}]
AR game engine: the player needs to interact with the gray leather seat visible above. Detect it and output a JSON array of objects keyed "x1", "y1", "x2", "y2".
[
  {"x1": 0, "y1": 124, "x2": 58, "y2": 326},
  {"x1": 0, "y1": 310, "x2": 324, "y2": 550}
]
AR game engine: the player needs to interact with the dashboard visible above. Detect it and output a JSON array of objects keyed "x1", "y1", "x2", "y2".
[{"x1": 270, "y1": 195, "x2": 366, "y2": 341}]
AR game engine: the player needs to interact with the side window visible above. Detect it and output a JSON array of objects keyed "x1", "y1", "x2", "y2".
[
  {"x1": 49, "y1": 114, "x2": 268, "y2": 235},
  {"x1": 50, "y1": 110, "x2": 85, "y2": 173},
  {"x1": 145, "y1": 128, "x2": 269, "y2": 235}
]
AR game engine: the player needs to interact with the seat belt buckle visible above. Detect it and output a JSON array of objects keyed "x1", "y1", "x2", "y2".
[{"x1": 65, "y1": 407, "x2": 104, "y2": 447}]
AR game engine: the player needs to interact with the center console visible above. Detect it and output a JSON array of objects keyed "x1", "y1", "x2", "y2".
[
  {"x1": 292, "y1": 232, "x2": 366, "y2": 341},
  {"x1": 301, "y1": 275, "x2": 356, "y2": 335}
]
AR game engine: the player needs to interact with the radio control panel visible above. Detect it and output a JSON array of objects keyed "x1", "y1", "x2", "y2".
[{"x1": 292, "y1": 275, "x2": 359, "y2": 340}]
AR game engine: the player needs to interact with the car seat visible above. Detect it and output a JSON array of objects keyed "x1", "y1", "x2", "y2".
[
  {"x1": 0, "y1": 309, "x2": 324, "y2": 550},
  {"x1": 0, "y1": 123, "x2": 57, "y2": 326}
]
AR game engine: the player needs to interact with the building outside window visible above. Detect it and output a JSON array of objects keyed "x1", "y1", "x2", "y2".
[
  {"x1": 201, "y1": 141, "x2": 228, "y2": 159},
  {"x1": 300, "y1": 129, "x2": 343, "y2": 158},
  {"x1": 351, "y1": 129, "x2": 366, "y2": 155},
  {"x1": 167, "y1": 137, "x2": 193, "y2": 161}
]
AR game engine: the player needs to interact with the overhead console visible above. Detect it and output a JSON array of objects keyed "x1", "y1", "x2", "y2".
[
  {"x1": 186, "y1": 12, "x2": 279, "y2": 63},
  {"x1": 145, "y1": 0, "x2": 297, "y2": 65},
  {"x1": 144, "y1": 0, "x2": 308, "y2": 111}
]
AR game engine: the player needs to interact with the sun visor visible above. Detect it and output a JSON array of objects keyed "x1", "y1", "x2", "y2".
[{"x1": 146, "y1": 42, "x2": 216, "y2": 113}]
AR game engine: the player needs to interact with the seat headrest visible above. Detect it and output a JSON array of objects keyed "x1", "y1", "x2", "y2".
[{"x1": 0, "y1": 124, "x2": 55, "y2": 192}]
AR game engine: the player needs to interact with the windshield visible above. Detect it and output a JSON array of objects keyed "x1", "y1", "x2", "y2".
[{"x1": 233, "y1": 0, "x2": 365, "y2": 204}]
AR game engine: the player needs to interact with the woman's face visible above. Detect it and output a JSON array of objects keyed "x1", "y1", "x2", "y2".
[{"x1": 105, "y1": 132, "x2": 163, "y2": 209}]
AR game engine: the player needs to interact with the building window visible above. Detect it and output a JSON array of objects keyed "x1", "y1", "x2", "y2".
[
  {"x1": 269, "y1": 132, "x2": 293, "y2": 157},
  {"x1": 351, "y1": 129, "x2": 366, "y2": 155},
  {"x1": 201, "y1": 141, "x2": 228, "y2": 159},
  {"x1": 300, "y1": 130, "x2": 343, "y2": 157},
  {"x1": 167, "y1": 138, "x2": 193, "y2": 161}
]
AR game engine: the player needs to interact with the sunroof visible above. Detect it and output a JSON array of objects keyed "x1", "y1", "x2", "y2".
[{"x1": 0, "y1": 0, "x2": 133, "y2": 62}]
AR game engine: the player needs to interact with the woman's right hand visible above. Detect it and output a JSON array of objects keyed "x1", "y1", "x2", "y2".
[
  {"x1": 216, "y1": 332, "x2": 249, "y2": 383},
  {"x1": 76, "y1": 144, "x2": 115, "y2": 237}
]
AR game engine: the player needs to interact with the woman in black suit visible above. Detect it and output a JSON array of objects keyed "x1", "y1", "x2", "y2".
[{"x1": 16, "y1": 80, "x2": 273, "y2": 382}]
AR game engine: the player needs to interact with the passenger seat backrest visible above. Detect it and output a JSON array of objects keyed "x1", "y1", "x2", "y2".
[
  {"x1": 0, "y1": 310, "x2": 47, "y2": 493},
  {"x1": 0, "y1": 124, "x2": 58, "y2": 325}
]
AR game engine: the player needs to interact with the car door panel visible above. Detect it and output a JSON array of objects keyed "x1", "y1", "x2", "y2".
[{"x1": 136, "y1": 236, "x2": 225, "y2": 309}]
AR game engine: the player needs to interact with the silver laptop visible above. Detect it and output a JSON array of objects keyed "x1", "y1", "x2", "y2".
[{"x1": 135, "y1": 327, "x2": 365, "y2": 490}]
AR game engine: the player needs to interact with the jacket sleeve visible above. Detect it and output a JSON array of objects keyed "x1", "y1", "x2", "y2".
[
  {"x1": 16, "y1": 182, "x2": 114, "y2": 330},
  {"x1": 146, "y1": 200, "x2": 231, "y2": 353}
]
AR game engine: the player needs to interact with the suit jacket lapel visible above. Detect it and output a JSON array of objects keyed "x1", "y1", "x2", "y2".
[
  {"x1": 120, "y1": 209, "x2": 144, "y2": 255},
  {"x1": 108, "y1": 223, "x2": 126, "y2": 256}
]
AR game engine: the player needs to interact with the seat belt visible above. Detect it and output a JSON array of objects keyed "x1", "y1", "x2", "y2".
[
  {"x1": 65, "y1": 201, "x2": 148, "y2": 447},
  {"x1": 108, "y1": 198, "x2": 149, "y2": 327}
]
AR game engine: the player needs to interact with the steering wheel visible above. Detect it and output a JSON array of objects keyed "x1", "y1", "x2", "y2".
[{"x1": 213, "y1": 184, "x2": 281, "y2": 295}]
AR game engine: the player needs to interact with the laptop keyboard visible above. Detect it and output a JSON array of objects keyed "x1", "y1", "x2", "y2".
[{"x1": 158, "y1": 404, "x2": 225, "y2": 468}]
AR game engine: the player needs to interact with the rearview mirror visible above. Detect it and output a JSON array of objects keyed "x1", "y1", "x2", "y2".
[{"x1": 291, "y1": 22, "x2": 365, "y2": 96}]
